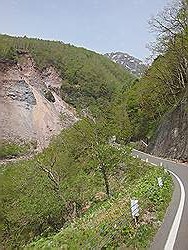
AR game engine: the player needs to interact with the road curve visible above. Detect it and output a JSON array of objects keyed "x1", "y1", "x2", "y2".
[{"x1": 132, "y1": 149, "x2": 188, "y2": 250}]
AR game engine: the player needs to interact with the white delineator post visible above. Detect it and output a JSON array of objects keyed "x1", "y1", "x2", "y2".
[
  {"x1": 157, "y1": 177, "x2": 163, "y2": 188},
  {"x1": 131, "y1": 199, "x2": 139, "y2": 224}
]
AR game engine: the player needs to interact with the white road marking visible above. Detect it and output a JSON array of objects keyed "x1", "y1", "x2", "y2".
[
  {"x1": 164, "y1": 170, "x2": 185, "y2": 250},
  {"x1": 133, "y1": 150, "x2": 186, "y2": 249},
  {"x1": 133, "y1": 149, "x2": 179, "y2": 166},
  {"x1": 150, "y1": 162, "x2": 157, "y2": 166}
]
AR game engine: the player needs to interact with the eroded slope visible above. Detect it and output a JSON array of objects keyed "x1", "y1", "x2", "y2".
[{"x1": 0, "y1": 52, "x2": 78, "y2": 150}]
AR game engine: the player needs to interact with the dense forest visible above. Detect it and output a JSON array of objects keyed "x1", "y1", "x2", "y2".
[{"x1": 0, "y1": 34, "x2": 133, "y2": 110}]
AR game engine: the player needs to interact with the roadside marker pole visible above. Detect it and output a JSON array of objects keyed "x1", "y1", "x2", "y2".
[
  {"x1": 157, "y1": 177, "x2": 163, "y2": 188},
  {"x1": 131, "y1": 199, "x2": 139, "y2": 224}
]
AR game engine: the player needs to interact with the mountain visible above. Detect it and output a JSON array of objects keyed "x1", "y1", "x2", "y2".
[
  {"x1": 0, "y1": 35, "x2": 166, "y2": 250},
  {"x1": 0, "y1": 34, "x2": 133, "y2": 154},
  {"x1": 0, "y1": 34, "x2": 181, "y2": 249},
  {"x1": 104, "y1": 52, "x2": 147, "y2": 76},
  {"x1": 1, "y1": 1, "x2": 187, "y2": 248}
]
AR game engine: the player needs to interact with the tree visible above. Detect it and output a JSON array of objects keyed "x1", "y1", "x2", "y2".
[
  {"x1": 148, "y1": 0, "x2": 188, "y2": 99},
  {"x1": 149, "y1": 0, "x2": 188, "y2": 54},
  {"x1": 63, "y1": 117, "x2": 126, "y2": 197}
]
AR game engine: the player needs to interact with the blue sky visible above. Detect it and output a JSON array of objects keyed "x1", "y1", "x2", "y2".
[{"x1": 1, "y1": 0, "x2": 171, "y2": 61}]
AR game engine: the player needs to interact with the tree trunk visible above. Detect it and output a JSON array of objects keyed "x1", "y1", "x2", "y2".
[{"x1": 100, "y1": 164, "x2": 110, "y2": 197}]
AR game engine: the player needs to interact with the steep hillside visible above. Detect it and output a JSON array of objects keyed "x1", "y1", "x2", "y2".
[
  {"x1": 1, "y1": 122, "x2": 172, "y2": 249},
  {"x1": 126, "y1": 49, "x2": 188, "y2": 160},
  {"x1": 0, "y1": 35, "x2": 134, "y2": 112},
  {"x1": 0, "y1": 52, "x2": 78, "y2": 151},
  {"x1": 125, "y1": 1, "x2": 188, "y2": 161},
  {"x1": 0, "y1": 34, "x2": 134, "y2": 153},
  {"x1": 1, "y1": 0, "x2": 187, "y2": 248},
  {"x1": 147, "y1": 92, "x2": 188, "y2": 161},
  {"x1": 105, "y1": 52, "x2": 146, "y2": 76},
  {"x1": 0, "y1": 35, "x2": 138, "y2": 248}
]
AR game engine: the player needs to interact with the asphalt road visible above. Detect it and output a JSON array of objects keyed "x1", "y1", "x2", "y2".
[{"x1": 132, "y1": 149, "x2": 188, "y2": 250}]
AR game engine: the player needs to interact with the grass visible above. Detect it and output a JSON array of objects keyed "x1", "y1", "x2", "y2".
[
  {"x1": 0, "y1": 140, "x2": 34, "y2": 159},
  {"x1": 0, "y1": 120, "x2": 173, "y2": 249},
  {"x1": 26, "y1": 158, "x2": 173, "y2": 249}
]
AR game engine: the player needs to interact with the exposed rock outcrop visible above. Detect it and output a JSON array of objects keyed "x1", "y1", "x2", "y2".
[
  {"x1": 147, "y1": 93, "x2": 188, "y2": 162},
  {"x1": 0, "y1": 52, "x2": 78, "y2": 150},
  {"x1": 7, "y1": 80, "x2": 36, "y2": 107}
]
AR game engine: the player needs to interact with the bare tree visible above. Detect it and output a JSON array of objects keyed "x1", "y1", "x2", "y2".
[
  {"x1": 36, "y1": 156, "x2": 65, "y2": 201},
  {"x1": 149, "y1": 0, "x2": 187, "y2": 52},
  {"x1": 147, "y1": 0, "x2": 188, "y2": 100}
]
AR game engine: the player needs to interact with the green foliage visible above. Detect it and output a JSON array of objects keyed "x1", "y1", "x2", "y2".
[
  {"x1": 0, "y1": 140, "x2": 31, "y2": 159},
  {"x1": 0, "y1": 118, "x2": 129, "y2": 248},
  {"x1": 0, "y1": 32, "x2": 175, "y2": 249},
  {"x1": 126, "y1": 31, "x2": 188, "y2": 140},
  {"x1": 0, "y1": 117, "x2": 172, "y2": 249},
  {"x1": 26, "y1": 160, "x2": 172, "y2": 249},
  {"x1": 0, "y1": 34, "x2": 134, "y2": 115},
  {"x1": 124, "y1": 1, "x2": 188, "y2": 140}
]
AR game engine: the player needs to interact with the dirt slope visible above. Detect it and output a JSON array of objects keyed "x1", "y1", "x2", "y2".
[{"x1": 0, "y1": 52, "x2": 78, "y2": 150}]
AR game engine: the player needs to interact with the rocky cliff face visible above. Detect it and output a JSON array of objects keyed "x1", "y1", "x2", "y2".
[
  {"x1": 147, "y1": 93, "x2": 188, "y2": 162},
  {"x1": 104, "y1": 52, "x2": 146, "y2": 77},
  {"x1": 0, "y1": 52, "x2": 78, "y2": 150}
]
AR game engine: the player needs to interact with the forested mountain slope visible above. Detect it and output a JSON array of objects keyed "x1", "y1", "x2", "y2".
[
  {"x1": 0, "y1": 34, "x2": 133, "y2": 111},
  {"x1": 125, "y1": 0, "x2": 188, "y2": 160},
  {"x1": 1, "y1": 1, "x2": 187, "y2": 248},
  {"x1": 0, "y1": 35, "x2": 137, "y2": 248},
  {"x1": 0, "y1": 35, "x2": 170, "y2": 249},
  {"x1": 0, "y1": 33, "x2": 174, "y2": 249},
  {"x1": 0, "y1": 34, "x2": 134, "y2": 155}
]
